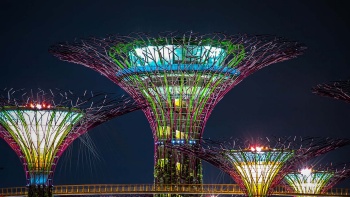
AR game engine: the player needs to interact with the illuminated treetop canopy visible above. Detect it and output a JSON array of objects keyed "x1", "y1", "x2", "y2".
[
  {"x1": 49, "y1": 32, "x2": 306, "y2": 140},
  {"x1": 284, "y1": 163, "x2": 350, "y2": 194},
  {"x1": 109, "y1": 37, "x2": 244, "y2": 77},
  {"x1": 226, "y1": 146, "x2": 294, "y2": 197},
  {"x1": 0, "y1": 88, "x2": 143, "y2": 186},
  {"x1": 49, "y1": 32, "x2": 306, "y2": 102}
]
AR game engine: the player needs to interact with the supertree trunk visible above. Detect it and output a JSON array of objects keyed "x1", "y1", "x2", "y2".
[{"x1": 28, "y1": 185, "x2": 53, "y2": 197}]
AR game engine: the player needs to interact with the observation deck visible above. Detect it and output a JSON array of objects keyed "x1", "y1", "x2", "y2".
[{"x1": 112, "y1": 41, "x2": 244, "y2": 79}]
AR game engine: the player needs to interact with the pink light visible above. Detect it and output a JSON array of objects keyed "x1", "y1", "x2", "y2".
[
  {"x1": 300, "y1": 168, "x2": 312, "y2": 176},
  {"x1": 27, "y1": 102, "x2": 52, "y2": 109},
  {"x1": 251, "y1": 147, "x2": 255, "y2": 151},
  {"x1": 36, "y1": 104, "x2": 42, "y2": 109}
]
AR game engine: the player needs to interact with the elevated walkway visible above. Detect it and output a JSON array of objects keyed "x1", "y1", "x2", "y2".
[{"x1": 0, "y1": 184, "x2": 349, "y2": 196}]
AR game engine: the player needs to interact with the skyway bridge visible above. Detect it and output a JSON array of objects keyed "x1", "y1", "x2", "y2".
[{"x1": 0, "y1": 184, "x2": 349, "y2": 196}]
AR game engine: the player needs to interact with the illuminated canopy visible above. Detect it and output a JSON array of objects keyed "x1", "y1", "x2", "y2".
[
  {"x1": 284, "y1": 163, "x2": 350, "y2": 195},
  {"x1": 226, "y1": 147, "x2": 294, "y2": 197},
  {"x1": 0, "y1": 107, "x2": 83, "y2": 184},
  {"x1": 285, "y1": 169, "x2": 334, "y2": 194}
]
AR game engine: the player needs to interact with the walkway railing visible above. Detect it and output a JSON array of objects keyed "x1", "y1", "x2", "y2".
[{"x1": 0, "y1": 184, "x2": 349, "y2": 196}]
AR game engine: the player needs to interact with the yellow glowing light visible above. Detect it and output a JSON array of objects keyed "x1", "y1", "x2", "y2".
[
  {"x1": 158, "y1": 126, "x2": 171, "y2": 138},
  {"x1": 157, "y1": 158, "x2": 167, "y2": 168},
  {"x1": 174, "y1": 99, "x2": 181, "y2": 107},
  {"x1": 175, "y1": 130, "x2": 185, "y2": 139},
  {"x1": 176, "y1": 162, "x2": 181, "y2": 172}
]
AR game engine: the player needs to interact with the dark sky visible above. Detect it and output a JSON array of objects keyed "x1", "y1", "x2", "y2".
[{"x1": 1, "y1": 0, "x2": 350, "y2": 188}]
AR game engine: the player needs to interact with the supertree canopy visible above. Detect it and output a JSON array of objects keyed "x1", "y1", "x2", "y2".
[
  {"x1": 172, "y1": 136, "x2": 350, "y2": 197},
  {"x1": 0, "y1": 88, "x2": 143, "y2": 197},
  {"x1": 226, "y1": 146, "x2": 294, "y2": 196},
  {"x1": 312, "y1": 80, "x2": 350, "y2": 103},
  {"x1": 49, "y1": 32, "x2": 306, "y2": 187},
  {"x1": 283, "y1": 163, "x2": 350, "y2": 195}
]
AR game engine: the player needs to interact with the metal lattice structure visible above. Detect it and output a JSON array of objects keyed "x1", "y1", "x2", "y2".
[
  {"x1": 312, "y1": 80, "x2": 350, "y2": 103},
  {"x1": 283, "y1": 163, "x2": 350, "y2": 195},
  {"x1": 0, "y1": 88, "x2": 143, "y2": 197},
  {"x1": 49, "y1": 32, "x2": 306, "y2": 187},
  {"x1": 172, "y1": 136, "x2": 350, "y2": 197}
]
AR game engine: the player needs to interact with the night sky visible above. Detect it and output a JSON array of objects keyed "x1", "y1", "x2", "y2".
[{"x1": 1, "y1": 0, "x2": 350, "y2": 188}]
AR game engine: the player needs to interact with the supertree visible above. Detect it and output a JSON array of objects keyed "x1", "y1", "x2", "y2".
[
  {"x1": 0, "y1": 88, "x2": 143, "y2": 197},
  {"x1": 49, "y1": 32, "x2": 306, "y2": 189},
  {"x1": 171, "y1": 136, "x2": 350, "y2": 197},
  {"x1": 312, "y1": 80, "x2": 350, "y2": 103},
  {"x1": 283, "y1": 163, "x2": 350, "y2": 196}
]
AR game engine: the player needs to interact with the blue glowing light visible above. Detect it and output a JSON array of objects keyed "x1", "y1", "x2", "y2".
[
  {"x1": 30, "y1": 173, "x2": 48, "y2": 185},
  {"x1": 116, "y1": 64, "x2": 239, "y2": 77},
  {"x1": 170, "y1": 139, "x2": 193, "y2": 145}
]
